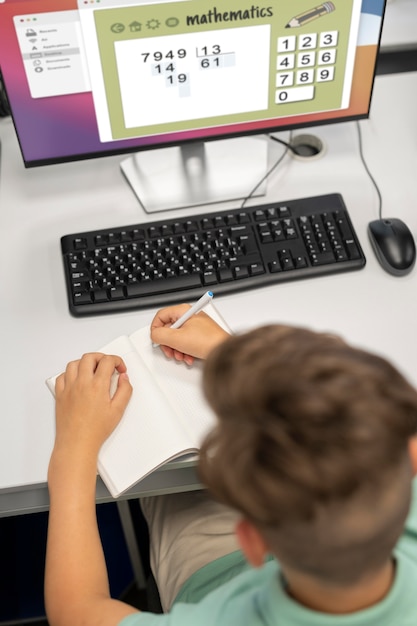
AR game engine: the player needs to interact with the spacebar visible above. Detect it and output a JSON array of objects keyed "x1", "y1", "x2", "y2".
[{"x1": 126, "y1": 274, "x2": 202, "y2": 297}]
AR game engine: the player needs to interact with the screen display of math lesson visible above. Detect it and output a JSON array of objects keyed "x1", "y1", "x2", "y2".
[{"x1": 0, "y1": 0, "x2": 386, "y2": 165}]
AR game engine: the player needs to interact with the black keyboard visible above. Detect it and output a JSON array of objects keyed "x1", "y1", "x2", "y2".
[{"x1": 61, "y1": 193, "x2": 365, "y2": 317}]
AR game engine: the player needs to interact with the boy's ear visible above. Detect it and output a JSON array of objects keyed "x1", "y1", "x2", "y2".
[
  {"x1": 409, "y1": 436, "x2": 417, "y2": 476},
  {"x1": 235, "y1": 518, "x2": 270, "y2": 568}
]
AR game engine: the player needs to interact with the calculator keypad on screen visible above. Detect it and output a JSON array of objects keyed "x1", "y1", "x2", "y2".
[{"x1": 275, "y1": 31, "x2": 338, "y2": 104}]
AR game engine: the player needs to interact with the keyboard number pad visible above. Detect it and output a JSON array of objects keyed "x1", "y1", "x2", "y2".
[{"x1": 275, "y1": 31, "x2": 338, "y2": 104}]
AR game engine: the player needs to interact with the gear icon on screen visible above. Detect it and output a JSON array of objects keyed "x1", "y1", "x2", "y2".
[{"x1": 146, "y1": 19, "x2": 160, "y2": 30}]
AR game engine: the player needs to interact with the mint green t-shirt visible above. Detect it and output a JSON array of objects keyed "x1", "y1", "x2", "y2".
[{"x1": 120, "y1": 481, "x2": 417, "y2": 626}]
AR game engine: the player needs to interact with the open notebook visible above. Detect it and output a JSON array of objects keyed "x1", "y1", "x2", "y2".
[{"x1": 46, "y1": 302, "x2": 231, "y2": 497}]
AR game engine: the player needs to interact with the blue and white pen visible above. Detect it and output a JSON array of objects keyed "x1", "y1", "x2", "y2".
[
  {"x1": 170, "y1": 290, "x2": 214, "y2": 329},
  {"x1": 152, "y1": 291, "x2": 214, "y2": 347}
]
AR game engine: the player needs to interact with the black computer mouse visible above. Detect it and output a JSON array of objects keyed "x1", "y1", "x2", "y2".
[{"x1": 367, "y1": 218, "x2": 416, "y2": 276}]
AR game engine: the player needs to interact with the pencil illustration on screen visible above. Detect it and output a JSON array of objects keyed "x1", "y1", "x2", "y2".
[{"x1": 286, "y1": 2, "x2": 336, "y2": 28}]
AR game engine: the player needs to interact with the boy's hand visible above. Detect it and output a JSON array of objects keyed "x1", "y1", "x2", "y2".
[
  {"x1": 54, "y1": 353, "x2": 132, "y2": 457},
  {"x1": 151, "y1": 304, "x2": 230, "y2": 365}
]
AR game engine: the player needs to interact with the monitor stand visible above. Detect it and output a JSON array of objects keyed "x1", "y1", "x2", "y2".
[{"x1": 120, "y1": 136, "x2": 269, "y2": 214}]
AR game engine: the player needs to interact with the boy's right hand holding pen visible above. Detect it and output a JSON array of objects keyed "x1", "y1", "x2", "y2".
[{"x1": 150, "y1": 303, "x2": 230, "y2": 366}]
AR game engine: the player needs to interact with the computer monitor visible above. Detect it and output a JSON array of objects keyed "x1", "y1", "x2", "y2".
[{"x1": 0, "y1": 0, "x2": 387, "y2": 212}]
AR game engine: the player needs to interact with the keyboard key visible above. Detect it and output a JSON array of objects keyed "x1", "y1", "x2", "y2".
[
  {"x1": 127, "y1": 273, "x2": 202, "y2": 297},
  {"x1": 269, "y1": 260, "x2": 282, "y2": 273},
  {"x1": 335, "y1": 214, "x2": 353, "y2": 239},
  {"x1": 94, "y1": 289, "x2": 109, "y2": 302},
  {"x1": 311, "y1": 252, "x2": 336, "y2": 266},
  {"x1": 202, "y1": 271, "x2": 218, "y2": 286},
  {"x1": 218, "y1": 268, "x2": 234, "y2": 282},
  {"x1": 249, "y1": 262, "x2": 265, "y2": 276},
  {"x1": 294, "y1": 256, "x2": 307, "y2": 269},
  {"x1": 73, "y1": 291, "x2": 93, "y2": 304},
  {"x1": 95, "y1": 235, "x2": 108, "y2": 246},
  {"x1": 234, "y1": 266, "x2": 250, "y2": 279},
  {"x1": 345, "y1": 240, "x2": 361, "y2": 260},
  {"x1": 281, "y1": 256, "x2": 295, "y2": 271},
  {"x1": 74, "y1": 237, "x2": 87, "y2": 250},
  {"x1": 109, "y1": 286, "x2": 125, "y2": 300}
]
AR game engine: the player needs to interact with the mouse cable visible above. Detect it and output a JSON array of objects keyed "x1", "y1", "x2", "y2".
[
  {"x1": 355, "y1": 120, "x2": 383, "y2": 220},
  {"x1": 240, "y1": 132, "x2": 293, "y2": 209}
]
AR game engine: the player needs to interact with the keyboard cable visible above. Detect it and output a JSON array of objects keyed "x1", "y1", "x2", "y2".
[
  {"x1": 355, "y1": 120, "x2": 383, "y2": 220},
  {"x1": 240, "y1": 132, "x2": 294, "y2": 209}
]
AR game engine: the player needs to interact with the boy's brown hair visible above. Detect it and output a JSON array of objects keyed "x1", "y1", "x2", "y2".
[{"x1": 198, "y1": 325, "x2": 417, "y2": 583}]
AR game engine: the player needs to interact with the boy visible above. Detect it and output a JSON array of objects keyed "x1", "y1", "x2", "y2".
[{"x1": 45, "y1": 304, "x2": 417, "y2": 626}]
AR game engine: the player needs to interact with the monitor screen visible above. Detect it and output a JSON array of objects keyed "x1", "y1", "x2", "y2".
[{"x1": 0, "y1": 0, "x2": 387, "y2": 165}]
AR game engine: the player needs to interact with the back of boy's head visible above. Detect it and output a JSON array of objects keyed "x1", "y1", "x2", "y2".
[{"x1": 198, "y1": 325, "x2": 417, "y2": 584}]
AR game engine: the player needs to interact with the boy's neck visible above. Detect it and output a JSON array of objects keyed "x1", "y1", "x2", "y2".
[{"x1": 281, "y1": 558, "x2": 395, "y2": 614}]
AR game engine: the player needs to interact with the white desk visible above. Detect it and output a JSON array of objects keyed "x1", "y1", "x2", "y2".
[
  {"x1": 1, "y1": 71, "x2": 417, "y2": 517},
  {"x1": 380, "y1": 0, "x2": 417, "y2": 51}
]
